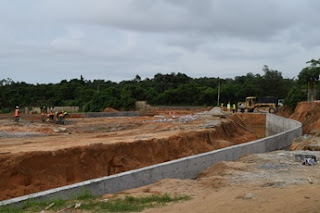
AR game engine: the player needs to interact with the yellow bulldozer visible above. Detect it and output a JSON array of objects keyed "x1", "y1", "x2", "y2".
[{"x1": 237, "y1": 96, "x2": 283, "y2": 113}]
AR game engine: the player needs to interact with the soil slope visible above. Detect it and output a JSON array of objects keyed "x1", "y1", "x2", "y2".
[
  {"x1": 0, "y1": 113, "x2": 263, "y2": 201},
  {"x1": 290, "y1": 101, "x2": 320, "y2": 133}
]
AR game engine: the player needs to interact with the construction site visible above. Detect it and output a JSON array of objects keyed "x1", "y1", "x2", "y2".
[{"x1": 0, "y1": 102, "x2": 319, "y2": 212}]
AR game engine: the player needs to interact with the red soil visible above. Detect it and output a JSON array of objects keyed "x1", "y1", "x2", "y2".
[
  {"x1": 0, "y1": 113, "x2": 263, "y2": 201},
  {"x1": 290, "y1": 101, "x2": 320, "y2": 133}
]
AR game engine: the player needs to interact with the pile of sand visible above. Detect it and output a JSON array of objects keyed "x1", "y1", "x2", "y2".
[
  {"x1": 207, "y1": 107, "x2": 226, "y2": 116},
  {"x1": 103, "y1": 107, "x2": 118, "y2": 112}
]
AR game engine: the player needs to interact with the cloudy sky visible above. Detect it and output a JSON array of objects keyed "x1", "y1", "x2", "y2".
[{"x1": 0, "y1": 0, "x2": 320, "y2": 84}]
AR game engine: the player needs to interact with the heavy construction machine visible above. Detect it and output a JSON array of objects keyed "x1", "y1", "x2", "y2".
[{"x1": 238, "y1": 96, "x2": 283, "y2": 113}]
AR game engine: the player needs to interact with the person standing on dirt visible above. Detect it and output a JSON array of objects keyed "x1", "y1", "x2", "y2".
[
  {"x1": 41, "y1": 106, "x2": 46, "y2": 122},
  {"x1": 227, "y1": 102, "x2": 231, "y2": 112},
  {"x1": 240, "y1": 102, "x2": 245, "y2": 113},
  {"x1": 48, "y1": 107, "x2": 55, "y2": 121},
  {"x1": 232, "y1": 104, "x2": 236, "y2": 113},
  {"x1": 14, "y1": 106, "x2": 20, "y2": 122}
]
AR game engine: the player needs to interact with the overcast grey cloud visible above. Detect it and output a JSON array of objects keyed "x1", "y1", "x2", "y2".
[{"x1": 0, "y1": 0, "x2": 320, "y2": 83}]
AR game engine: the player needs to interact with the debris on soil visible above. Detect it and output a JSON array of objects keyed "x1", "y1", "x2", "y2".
[
  {"x1": 44, "y1": 202, "x2": 54, "y2": 210},
  {"x1": 291, "y1": 135, "x2": 320, "y2": 151},
  {"x1": 74, "y1": 202, "x2": 82, "y2": 209},
  {"x1": 244, "y1": 193, "x2": 254, "y2": 199}
]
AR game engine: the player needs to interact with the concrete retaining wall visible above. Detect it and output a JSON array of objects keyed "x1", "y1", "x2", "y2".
[{"x1": 0, "y1": 114, "x2": 302, "y2": 206}]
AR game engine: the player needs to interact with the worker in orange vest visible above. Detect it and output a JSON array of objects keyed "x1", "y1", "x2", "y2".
[
  {"x1": 47, "y1": 107, "x2": 55, "y2": 121},
  {"x1": 14, "y1": 106, "x2": 20, "y2": 122}
]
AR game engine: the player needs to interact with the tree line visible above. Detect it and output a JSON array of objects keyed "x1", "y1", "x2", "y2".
[{"x1": 1, "y1": 60, "x2": 319, "y2": 113}]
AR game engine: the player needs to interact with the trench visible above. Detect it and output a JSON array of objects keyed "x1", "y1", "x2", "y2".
[{"x1": 0, "y1": 114, "x2": 265, "y2": 201}]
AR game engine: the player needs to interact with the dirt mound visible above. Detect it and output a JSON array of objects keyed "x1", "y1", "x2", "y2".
[
  {"x1": 0, "y1": 118, "x2": 258, "y2": 201},
  {"x1": 207, "y1": 107, "x2": 225, "y2": 116},
  {"x1": 103, "y1": 107, "x2": 118, "y2": 112},
  {"x1": 198, "y1": 161, "x2": 249, "y2": 178},
  {"x1": 290, "y1": 102, "x2": 320, "y2": 133}
]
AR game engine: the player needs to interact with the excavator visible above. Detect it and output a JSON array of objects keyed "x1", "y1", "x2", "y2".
[{"x1": 237, "y1": 96, "x2": 283, "y2": 113}]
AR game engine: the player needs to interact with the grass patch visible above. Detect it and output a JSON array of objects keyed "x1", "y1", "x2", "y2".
[
  {"x1": 75, "y1": 189, "x2": 96, "y2": 200},
  {"x1": 0, "y1": 192, "x2": 190, "y2": 213},
  {"x1": 80, "y1": 193, "x2": 190, "y2": 212},
  {"x1": 0, "y1": 199, "x2": 68, "y2": 213}
]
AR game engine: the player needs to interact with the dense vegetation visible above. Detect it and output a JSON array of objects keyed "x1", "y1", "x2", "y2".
[{"x1": 1, "y1": 60, "x2": 319, "y2": 113}]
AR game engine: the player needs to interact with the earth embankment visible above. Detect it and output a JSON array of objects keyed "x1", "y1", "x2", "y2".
[
  {"x1": 289, "y1": 102, "x2": 320, "y2": 133},
  {"x1": 0, "y1": 113, "x2": 264, "y2": 201}
]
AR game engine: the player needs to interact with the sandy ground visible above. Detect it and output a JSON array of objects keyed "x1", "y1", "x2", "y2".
[
  {"x1": 119, "y1": 150, "x2": 320, "y2": 213},
  {"x1": 0, "y1": 113, "x2": 264, "y2": 154},
  {"x1": 0, "y1": 107, "x2": 267, "y2": 153},
  {"x1": 0, "y1": 114, "x2": 205, "y2": 152}
]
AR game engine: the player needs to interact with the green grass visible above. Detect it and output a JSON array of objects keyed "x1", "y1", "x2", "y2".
[
  {"x1": 0, "y1": 199, "x2": 68, "y2": 213},
  {"x1": 80, "y1": 193, "x2": 190, "y2": 212},
  {"x1": 75, "y1": 189, "x2": 96, "y2": 200},
  {"x1": 0, "y1": 192, "x2": 190, "y2": 213}
]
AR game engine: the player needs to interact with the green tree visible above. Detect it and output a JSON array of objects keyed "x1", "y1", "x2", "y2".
[{"x1": 285, "y1": 86, "x2": 306, "y2": 109}]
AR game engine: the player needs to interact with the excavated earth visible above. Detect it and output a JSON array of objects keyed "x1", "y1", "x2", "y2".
[
  {"x1": 288, "y1": 101, "x2": 320, "y2": 134},
  {"x1": 123, "y1": 102, "x2": 320, "y2": 213},
  {"x1": 0, "y1": 111, "x2": 265, "y2": 201},
  {"x1": 95, "y1": 103, "x2": 320, "y2": 213}
]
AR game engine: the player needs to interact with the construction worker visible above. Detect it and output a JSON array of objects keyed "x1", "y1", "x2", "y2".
[
  {"x1": 57, "y1": 111, "x2": 68, "y2": 125},
  {"x1": 232, "y1": 104, "x2": 236, "y2": 113},
  {"x1": 41, "y1": 106, "x2": 46, "y2": 122},
  {"x1": 240, "y1": 102, "x2": 245, "y2": 113},
  {"x1": 14, "y1": 106, "x2": 20, "y2": 122},
  {"x1": 47, "y1": 107, "x2": 55, "y2": 121},
  {"x1": 227, "y1": 102, "x2": 231, "y2": 112}
]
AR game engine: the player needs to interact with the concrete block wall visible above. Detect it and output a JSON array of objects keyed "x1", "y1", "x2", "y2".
[{"x1": 0, "y1": 114, "x2": 302, "y2": 207}]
